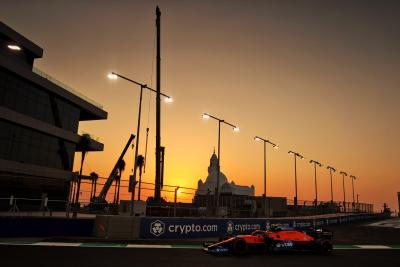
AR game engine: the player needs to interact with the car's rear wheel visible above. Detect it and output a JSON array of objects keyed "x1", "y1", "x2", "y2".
[
  {"x1": 317, "y1": 240, "x2": 333, "y2": 255},
  {"x1": 232, "y1": 238, "x2": 248, "y2": 255}
]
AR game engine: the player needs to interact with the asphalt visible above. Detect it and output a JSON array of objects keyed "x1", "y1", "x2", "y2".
[
  {"x1": 0, "y1": 219, "x2": 399, "y2": 267},
  {"x1": 0, "y1": 246, "x2": 399, "y2": 267},
  {"x1": 327, "y1": 220, "x2": 400, "y2": 245}
]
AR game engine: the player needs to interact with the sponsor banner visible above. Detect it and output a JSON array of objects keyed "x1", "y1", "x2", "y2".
[
  {"x1": 141, "y1": 218, "x2": 327, "y2": 239},
  {"x1": 140, "y1": 217, "x2": 269, "y2": 239},
  {"x1": 140, "y1": 213, "x2": 386, "y2": 239}
]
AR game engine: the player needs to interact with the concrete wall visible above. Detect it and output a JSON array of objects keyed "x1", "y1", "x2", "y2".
[
  {"x1": 0, "y1": 217, "x2": 94, "y2": 237},
  {"x1": 93, "y1": 215, "x2": 141, "y2": 239}
]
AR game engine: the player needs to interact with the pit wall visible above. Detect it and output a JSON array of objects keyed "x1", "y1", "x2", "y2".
[
  {"x1": 94, "y1": 213, "x2": 388, "y2": 240},
  {"x1": 0, "y1": 217, "x2": 94, "y2": 237}
]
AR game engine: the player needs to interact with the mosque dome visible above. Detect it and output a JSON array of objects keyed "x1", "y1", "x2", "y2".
[
  {"x1": 206, "y1": 151, "x2": 228, "y2": 186},
  {"x1": 196, "y1": 150, "x2": 254, "y2": 196}
]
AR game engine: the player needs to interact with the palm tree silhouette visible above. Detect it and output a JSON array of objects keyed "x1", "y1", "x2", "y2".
[
  {"x1": 114, "y1": 159, "x2": 125, "y2": 204},
  {"x1": 136, "y1": 155, "x2": 145, "y2": 201},
  {"x1": 89, "y1": 172, "x2": 99, "y2": 200},
  {"x1": 74, "y1": 134, "x2": 91, "y2": 204}
]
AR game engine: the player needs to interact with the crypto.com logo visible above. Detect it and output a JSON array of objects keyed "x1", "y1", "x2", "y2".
[
  {"x1": 150, "y1": 220, "x2": 165, "y2": 236},
  {"x1": 226, "y1": 221, "x2": 234, "y2": 234}
]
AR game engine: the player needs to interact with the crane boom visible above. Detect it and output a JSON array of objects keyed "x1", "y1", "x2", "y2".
[{"x1": 95, "y1": 134, "x2": 135, "y2": 201}]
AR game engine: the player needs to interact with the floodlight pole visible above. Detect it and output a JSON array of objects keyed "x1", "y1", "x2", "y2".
[
  {"x1": 350, "y1": 175, "x2": 356, "y2": 211},
  {"x1": 289, "y1": 151, "x2": 304, "y2": 207},
  {"x1": 107, "y1": 71, "x2": 171, "y2": 214},
  {"x1": 340, "y1": 171, "x2": 348, "y2": 212},
  {"x1": 202, "y1": 113, "x2": 238, "y2": 215},
  {"x1": 309, "y1": 160, "x2": 322, "y2": 207},
  {"x1": 129, "y1": 85, "x2": 144, "y2": 215},
  {"x1": 294, "y1": 155, "x2": 298, "y2": 207},
  {"x1": 254, "y1": 136, "x2": 278, "y2": 217},
  {"x1": 217, "y1": 120, "x2": 221, "y2": 209},
  {"x1": 327, "y1": 166, "x2": 336, "y2": 203}
]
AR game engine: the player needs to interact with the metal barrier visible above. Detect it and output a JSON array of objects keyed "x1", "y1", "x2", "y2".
[{"x1": 0, "y1": 175, "x2": 374, "y2": 218}]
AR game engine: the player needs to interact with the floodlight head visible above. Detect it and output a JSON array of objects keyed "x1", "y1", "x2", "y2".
[
  {"x1": 164, "y1": 97, "x2": 173, "y2": 103},
  {"x1": 233, "y1": 127, "x2": 240, "y2": 132},
  {"x1": 202, "y1": 113, "x2": 210, "y2": 119},
  {"x1": 254, "y1": 136, "x2": 261, "y2": 141},
  {"x1": 7, "y1": 44, "x2": 21, "y2": 51},
  {"x1": 327, "y1": 166, "x2": 336, "y2": 172},
  {"x1": 274, "y1": 145, "x2": 279, "y2": 150},
  {"x1": 107, "y1": 73, "x2": 118, "y2": 80}
]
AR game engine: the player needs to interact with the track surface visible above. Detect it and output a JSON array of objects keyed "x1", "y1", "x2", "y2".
[
  {"x1": 0, "y1": 246, "x2": 399, "y2": 267},
  {"x1": 0, "y1": 219, "x2": 399, "y2": 267}
]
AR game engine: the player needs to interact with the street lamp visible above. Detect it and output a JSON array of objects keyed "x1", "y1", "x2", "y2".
[
  {"x1": 108, "y1": 71, "x2": 172, "y2": 215},
  {"x1": 202, "y1": 112, "x2": 239, "y2": 213},
  {"x1": 254, "y1": 136, "x2": 278, "y2": 216},
  {"x1": 7, "y1": 44, "x2": 21, "y2": 51},
  {"x1": 288, "y1": 150, "x2": 305, "y2": 207},
  {"x1": 350, "y1": 175, "x2": 357, "y2": 211},
  {"x1": 340, "y1": 171, "x2": 348, "y2": 212},
  {"x1": 326, "y1": 166, "x2": 336, "y2": 203},
  {"x1": 309, "y1": 160, "x2": 323, "y2": 208}
]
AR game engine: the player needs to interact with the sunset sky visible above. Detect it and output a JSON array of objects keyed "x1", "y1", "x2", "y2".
[{"x1": 1, "y1": 0, "x2": 399, "y2": 210}]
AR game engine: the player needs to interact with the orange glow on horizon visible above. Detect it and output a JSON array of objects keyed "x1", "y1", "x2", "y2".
[{"x1": 2, "y1": 1, "x2": 397, "y2": 211}]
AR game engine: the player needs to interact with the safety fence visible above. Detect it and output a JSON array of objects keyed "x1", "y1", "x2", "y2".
[
  {"x1": 286, "y1": 198, "x2": 373, "y2": 214},
  {"x1": 0, "y1": 175, "x2": 374, "y2": 218}
]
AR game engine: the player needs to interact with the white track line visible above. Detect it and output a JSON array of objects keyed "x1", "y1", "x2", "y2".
[
  {"x1": 33, "y1": 242, "x2": 82, "y2": 247},
  {"x1": 126, "y1": 244, "x2": 172, "y2": 248},
  {"x1": 356, "y1": 245, "x2": 391, "y2": 249}
]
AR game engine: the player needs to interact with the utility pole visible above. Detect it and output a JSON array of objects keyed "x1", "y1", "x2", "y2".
[{"x1": 155, "y1": 6, "x2": 162, "y2": 202}]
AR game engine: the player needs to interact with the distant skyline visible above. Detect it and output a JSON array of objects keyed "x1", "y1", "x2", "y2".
[{"x1": 1, "y1": 0, "x2": 399, "y2": 210}]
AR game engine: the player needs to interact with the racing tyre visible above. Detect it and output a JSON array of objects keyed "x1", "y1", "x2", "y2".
[
  {"x1": 232, "y1": 238, "x2": 248, "y2": 256},
  {"x1": 317, "y1": 241, "x2": 333, "y2": 255}
]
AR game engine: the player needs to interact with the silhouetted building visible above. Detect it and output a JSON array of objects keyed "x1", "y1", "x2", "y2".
[
  {"x1": 196, "y1": 151, "x2": 255, "y2": 196},
  {"x1": 398, "y1": 192, "x2": 400, "y2": 217},
  {"x1": 0, "y1": 22, "x2": 107, "y2": 208}
]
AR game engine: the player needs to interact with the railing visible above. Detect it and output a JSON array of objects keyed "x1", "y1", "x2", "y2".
[
  {"x1": 32, "y1": 67, "x2": 104, "y2": 109},
  {"x1": 286, "y1": 198, "x2": 374, "y2": 214},
  {"x1": 0, "y1": 174, "x2": 375, "y2": 218}
]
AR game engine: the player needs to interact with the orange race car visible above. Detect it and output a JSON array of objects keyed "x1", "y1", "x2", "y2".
[{"x1": 203, "y1": 226, "x2": 333, "y2": 255}]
